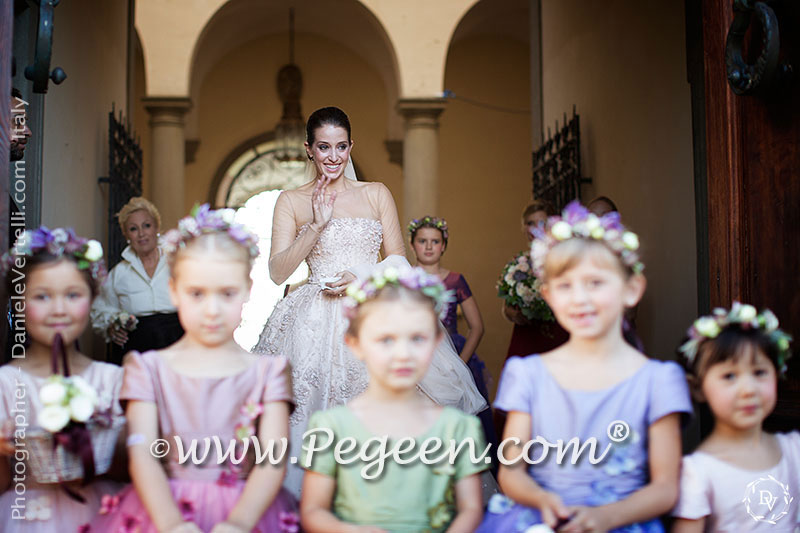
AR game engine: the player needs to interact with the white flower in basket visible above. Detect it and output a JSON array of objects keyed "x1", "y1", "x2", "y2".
[{"x1": 28, "y1": 374, "x2": 124, "y2": 484}]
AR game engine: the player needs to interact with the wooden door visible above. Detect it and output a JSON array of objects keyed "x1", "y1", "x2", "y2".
[{"x1": 701, "y1": 0, "x2": 799, "y2": 430}]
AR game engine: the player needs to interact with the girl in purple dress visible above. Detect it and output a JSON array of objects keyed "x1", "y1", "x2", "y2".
[
  {"x1": 408, "y1": 216, "x2": 499, "y2": 465},
  {"x1": 479, "y1": 201, "x2": 692, "y2": 533},
  {"x1": 87, "y1": 206, "x2": 297, "y2": 533}
]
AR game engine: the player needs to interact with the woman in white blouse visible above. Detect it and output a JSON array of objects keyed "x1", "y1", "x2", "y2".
[{"x1": 90, "y1": 197, "x2": 183, "y2": 364}]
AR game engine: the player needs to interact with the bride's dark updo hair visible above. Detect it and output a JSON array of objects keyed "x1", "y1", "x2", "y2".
[{"x1": 306, "y1": 107, "x2": 351, "y2": 144}]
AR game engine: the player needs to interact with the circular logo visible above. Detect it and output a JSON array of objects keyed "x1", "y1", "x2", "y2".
[
  {"x1": 607, "y1": 420, "x2": 631, "y2": 443},
  {"x1": 742, "y1": 475, "x2": 793, "y2": 524}
]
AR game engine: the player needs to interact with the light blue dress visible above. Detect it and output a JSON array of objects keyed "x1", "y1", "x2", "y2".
[{"x1": 478, "y1": 355, "x2": 692, "y2": 533}]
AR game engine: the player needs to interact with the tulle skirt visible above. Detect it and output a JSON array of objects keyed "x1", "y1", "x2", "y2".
[
  {"x1": 0, "y1": 479, "x2": 122, "y2": 533},
  {"x1": 83, "y1": 479, "x2": 298, "y2": 532}
]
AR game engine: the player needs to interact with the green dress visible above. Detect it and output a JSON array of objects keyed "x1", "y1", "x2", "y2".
[{"x1": 302, "y1": 406, "x2": 488, "y2": 532}]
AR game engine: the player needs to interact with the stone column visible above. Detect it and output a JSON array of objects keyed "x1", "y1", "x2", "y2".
[
  {"x1": 143, "y1": 97, "x2": 192, "y2": 229},
  {"x1": 396, "y1": 98, "x2": 446, "y2": 225}
]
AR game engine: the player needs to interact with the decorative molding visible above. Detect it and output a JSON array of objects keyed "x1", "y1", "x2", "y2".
[
  {"x1": 185, "y1": 139, "x2": 200, "y2": 164},
  {"x1": 384, "y1": 139, "x2": 403, "y2": 166}
]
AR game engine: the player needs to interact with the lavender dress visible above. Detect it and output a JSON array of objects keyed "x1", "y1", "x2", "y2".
[
  {"x1": 441, "y1": 272, "x2": 499, "y2": 459},
  {"x1": 478, "y1": 355, "x2": 692, "y2": 533}
]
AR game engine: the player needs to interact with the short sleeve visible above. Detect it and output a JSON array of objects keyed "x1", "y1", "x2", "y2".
[
  {"x1": 451, "y1": 412, "x2": 488, "y2": 480},
  {"x1": 647, "y1": 361, "x2": 693, "y2": 425},
  {"x1": 493, "y1": 356, "x2": 533, "y2": 414},
  {"x1": 455, "y1": 275, "x2": 472, "y2": 303},
  {"x1": 671, "y1": 454, "x2": 712, "y2": 519},
  {"x1": 119, "y1": 351, "x2": 156, "y2": 403},
  {"x1": 301, "y1": 409, "x2": 339, "y2": 477},
  {"x1": 261, "y1": 356, "x2": 294, "y2": 411}
]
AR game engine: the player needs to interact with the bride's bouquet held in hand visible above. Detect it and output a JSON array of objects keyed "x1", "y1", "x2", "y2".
[{"x1": 497, "y1": 252, "x2": 554, "y2": 322}]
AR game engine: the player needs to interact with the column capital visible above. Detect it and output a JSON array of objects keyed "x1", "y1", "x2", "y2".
[
  {"x1": 143, "y1": 97, "x2": 192, "y2": 126},
  {"x1": 396, "y1": 98, "x2": 447, "y2": 123}
]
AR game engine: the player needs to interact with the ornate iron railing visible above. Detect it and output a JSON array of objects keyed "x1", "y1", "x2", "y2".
[
  {"x1": 532, "y1": 107, "x2": 590, "y2": 210},
  {"x1": 99, "y1": 106, "x2": 142, "y2": 269}
]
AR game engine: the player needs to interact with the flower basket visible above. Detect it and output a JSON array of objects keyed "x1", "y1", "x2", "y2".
[
  {"x1": 26, "y1": 417, "x2": 125, "y2": 484},
  {"x1": 497, "y1": 251, "x2": 554, "y2": 322},
  {"x1": 27, "y1": 333, "x2": 124, "y2": 486}
]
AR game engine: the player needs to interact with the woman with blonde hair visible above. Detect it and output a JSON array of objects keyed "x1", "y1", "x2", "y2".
[{"x1": 91, "y1": 197, "x2": 183, "y2": 364}]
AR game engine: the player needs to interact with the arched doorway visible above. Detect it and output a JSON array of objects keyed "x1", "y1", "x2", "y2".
[{"x1": 216, "y1": 136, "x2": 309, "y2": 349}]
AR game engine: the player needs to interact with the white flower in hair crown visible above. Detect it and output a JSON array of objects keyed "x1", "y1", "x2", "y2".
[
  {"x1": 343, "y1": 265, "x2": 455, "y2": 321},
  {"x1": 1, "y1": 226, "x2": 106, "y2": 281},
  {"x1": 679, "y1": 301, "x2": 793, "y2": 375},
  {"x1": 530, "y1": 201, "x2": 644, "y2": 278},
  {"x1": 162, "y1": 204, "x2": 259, "y2": 259}
]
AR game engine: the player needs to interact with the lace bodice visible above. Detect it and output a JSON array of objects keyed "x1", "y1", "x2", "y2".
[{"x1": 304, "y1": 218, "x2": 383, "y2": 282}]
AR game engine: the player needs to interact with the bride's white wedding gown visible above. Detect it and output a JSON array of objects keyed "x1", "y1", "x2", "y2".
[{"x1": 252, "y1": 181, "x2": 487, "y2": 496}]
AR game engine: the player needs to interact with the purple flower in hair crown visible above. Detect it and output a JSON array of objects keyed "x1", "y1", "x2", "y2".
[
  {"x1": 343, "y1": 265, "x2": 455, "y2": 321},
  {"x1": 530, "y1": 200, "x2": 644, "y2": 278},
  {"x1": 1, "y1": 226, "x2": 106, "y2": 281},
  {"x1": 407, "y1": 216, "x2": 449, "y2": 241},
  {"x1": 162, "y1": 204, "x2": 259, "y2": 260},
  {"x1": 679, "y1": 301, "x2": 793, "y2": 376}
]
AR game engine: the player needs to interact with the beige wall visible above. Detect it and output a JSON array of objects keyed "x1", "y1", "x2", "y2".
[
  {"x1": 41, "y1": 0, "x2": 129, "y2": 240},
  {"x1": 439, "y1": 35, "x2": 532, "y2": 394},
  {"x1": 540, "y1": 0, "x2": 697, "y2": 361},
  {"x1": 185, "y1": 32, "x2": 402, "y2": 217},
  {"x1": 39, "y1": 0, "x2": 129, "y2": 357},
  {"x1": 134, "y1": 33, "x2": 153, "y2": 201}
]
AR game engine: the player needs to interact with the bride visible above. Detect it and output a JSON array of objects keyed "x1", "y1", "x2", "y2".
[{"x1": 252, "y1": 107, "x2": 487, "y2": 495}]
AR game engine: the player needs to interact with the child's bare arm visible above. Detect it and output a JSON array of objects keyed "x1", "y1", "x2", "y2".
[
  {"x1": 301, "y1": 470, "x2": 387, "y2": 533},
  {"x1": 221, "y1": 400, "x2": 290, "y2": 530},
  {"x1": 497, "y1": 411, "x2": 571, "y2": 528},
  {"x1": 127, "y1": 400, "x2": 188, "y2": 532},
  {"x1": 671, "y1": 517, "x2": 706, "y2": 533},
  {"x1": 445, "y1": 473, "x2": 483, "y2": 532}
]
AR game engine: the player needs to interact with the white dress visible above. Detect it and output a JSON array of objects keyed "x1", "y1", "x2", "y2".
[
  {"x1": 672, "y1": 432, "x2": 800, "y2": 532},
  {"x1": 252, "y1": 181, "x2": 487, "y2": 496}
]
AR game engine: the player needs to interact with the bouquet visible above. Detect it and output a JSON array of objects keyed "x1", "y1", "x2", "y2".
[
  {"x1": 112, "y1": 311, "x2": 139, "y2": 333},
  {"x1": 496, "y1": 252, "x2": 554, "y2": 322}
]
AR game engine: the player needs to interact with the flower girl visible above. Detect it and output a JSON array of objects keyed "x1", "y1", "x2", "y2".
[
  {"x1": 301, "y1": 265, "x2": 486, "y2": 532},
  {"x1": 0, "y1": 227, "x2": 125, "y2": 532},
  {"x1": 672, "y1": 303, "x2": 798, "y2": 532},
  {"x1": 87, "y1": 206, "x2": 298, "y2": 533}
]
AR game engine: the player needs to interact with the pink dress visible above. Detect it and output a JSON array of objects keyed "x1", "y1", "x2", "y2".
[
  {"x1": 0, "y1": 361, "x2": 125, "y2": 533},
  {"x1": 86, "y1": 351, "x2": 298, "y2": 533},
  {"x1": 672, "y1": 432, "x2": 800, "y2": 532}
]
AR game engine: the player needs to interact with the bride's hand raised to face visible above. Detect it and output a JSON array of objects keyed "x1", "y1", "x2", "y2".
[{"x1": 311, "y1": 177, "x2": 336, "y2": 232}]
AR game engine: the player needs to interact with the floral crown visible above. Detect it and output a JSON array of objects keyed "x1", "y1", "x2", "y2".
[
  {"x1": 679, "y1": 301, "x2": 793, "y2": 376},
  {"x1": 408, "y1": 216, "x2": 449, "y2": 242},
  {"x1": 163, "y1": 204, "x2": 259, "y2": 260},
  {"x1": 343, "y1": 265, "x2": 455, "y2": 321},
  {"x1": 1, "y1": 226, "x2": 106, "y2": 282},
  {"x1": 530, "y1": 200, "x2": 644, "y2": 278}
]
